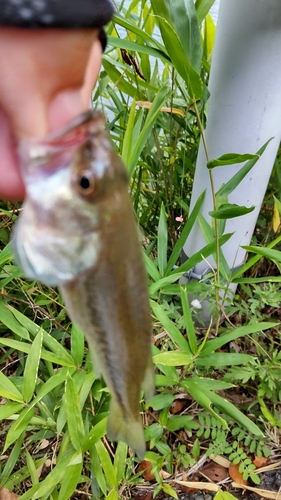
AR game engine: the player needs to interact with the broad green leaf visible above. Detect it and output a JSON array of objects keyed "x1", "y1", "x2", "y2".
[
  {"x1": 151, "y1": 0, "x2": 203, "y2": 98},
  {"x1": 217, "y1": 139, "x2": 272, "y2": 198},
  {"x1": 91, "y1": 445, "x2": 107, "y2": 496},
  {"x1": 162, "y1": 483, "x2": 178, "y2": 499},
  {"x1": 146, "y1": 393, "x2": 174, "y2": 411},
  {"x1": 201, "y1": 322, "x2": 276, "y2": 356},
  {"x1": 0, "y1": 301, "x2": 30, "y2": 339},
  {"x1": 190, "y1": 377, "x2": 233, "y2": 390},
  {"x1": 231, "y1": 233, "x2": 281, "y2": 279},
  {"x1": 71, "y1": 324, "x2": 85, "y2": 367},
  {"x1": 149, "y1": 273, "x2": 184, "y2": 295},
  {"x1": 8, "y1": 307, "x2": 75, "y2": 366},
  {"x1": 58, "y1": 462, "x2": 82, "y2": 500},
  {"x1": 158, "y1": 203, "x2": 168, "y2": 276},
  {"x1": 22, "y1": 330, "x2": 43, "y2": 403},
  {"x1": 243, "y1": 245, "x2": 281, "y2": 262},
  {"x1": 207, "y1": 390, "x2": 263, "y2": 436},
  {"x1": 106, "y1": 490, "x2": 118, "y2": 500},
  {"x1": 0, "y1": 337, "x2": 74, "y2": 367},
  {"x1": 150, "y1": 300, "x2": 191, "y2": 352},
  {"x1": 209, "y1": 204, "x2": 255, "y2": 219},
  {"x1": 4, "y1": 408, "x2": 34, "y2": 451},
  {"x1": 82, "y1": 417, "x2": 107, "y2": 452},
  {"x1": 195, "y1": 0, "x2": 216, "y2": 24},
  {"x1": 144, "y1": 251, "x2": 161, "y2": 282},
  {"x1": 207, "y1": 153, "x2": 258, "y2": 169},
  {"x1": 153, "y1": 351, "x2": 193, "y2": 367},
  {"x1": 214, "y1": 491, "x2": 240, "y2": 500},
  {"x1": 19, "y1": 451, "x2": 78, "y2": 500},
  {"x1": 0, "y1": 371, "x2": 23, "y2": 403},
  {"x1": 65, "y1": 375, "x2": 85, "y2": 451},
  {"x1": 26, "y1": 450, "x2": 39, "y2": 486},
  {"x1": 166, "y1": 415, "x2": 199, "y2": 432},
  {"x1": 95, "y1": 440, "x2": 117, "y2": 489},
  {"x1": 0, "y1": 242, "x2": 13, "y2": 267},
  {"x1": 0, "y1": 402, "x2": 24, "y2": 420},
  {"x1": 181, "y1": 379, "x2": 227, "y2": 427},
  {"x1": 196, "y1": 353, "x2": 254, "y2": 367},
  {"x1": 114, "y1": 441, "x2": 128, "y2": 484}
]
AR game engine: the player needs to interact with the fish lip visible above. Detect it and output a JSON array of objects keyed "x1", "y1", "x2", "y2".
[{"x1": 19, "y1": 110, "x2": 106, "y2": 179}]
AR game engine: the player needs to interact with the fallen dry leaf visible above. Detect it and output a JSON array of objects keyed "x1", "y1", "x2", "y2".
[
  {"x1": 229, "y1": 463, "x2": 247, "y2": 485},
  {"x1": 137, "y1": 460, "x2": 155, "y2": 481},
  {"x1": 253, "y1": 456, "x2": 268, "y2": 468},
  {"x1": 174, "y1": 480, "x2": 219, "y2": 492},
  {"x1": 159, "y1": 470, "x2": 171, "y2": 479},
  {"x1": 170, "y1": 399, "x2": 187, "y2": 414},
  {"x1": 178, "y1": 480, "x2": 198, "y2": 494},
  {"x1": 209, "y1": 454, "x2": 230, "y2": 468},
  {"x1": 200, "y1": 463, "x2": 228, "y2": 482},
  {"x1": 0, "y1": 488, "x2": 19, "y2": 500},
  {"x1": 231, "y1": 482, "x2": 279, "y2": 499}
]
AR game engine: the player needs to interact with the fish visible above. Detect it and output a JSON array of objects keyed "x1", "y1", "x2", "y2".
[{"x1": 12, "y1": 110, "x2": 154, "y2": 459}]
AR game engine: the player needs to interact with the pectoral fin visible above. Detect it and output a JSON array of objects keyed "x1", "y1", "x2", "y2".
[{"x1": 107, "y1": 397, "x2": 146, "y2": 459}]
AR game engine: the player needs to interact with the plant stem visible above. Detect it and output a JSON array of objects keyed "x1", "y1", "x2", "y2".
[{"x1": 193, "y1": 98, "x2": 221, "y2": 333}]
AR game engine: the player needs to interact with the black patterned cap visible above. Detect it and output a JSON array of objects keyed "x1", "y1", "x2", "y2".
[{"x1": 0, "y1": 0, "x2": 114, "y2": 29}]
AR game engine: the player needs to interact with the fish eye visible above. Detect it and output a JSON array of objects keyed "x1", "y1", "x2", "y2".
[{"x1": 72, "y1": 169, "x2": 96, "y2": 197}]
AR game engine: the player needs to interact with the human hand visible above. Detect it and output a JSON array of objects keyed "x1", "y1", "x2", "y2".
[{"x1": 0, "y1": 28, "x2": 102, "y2": 200}]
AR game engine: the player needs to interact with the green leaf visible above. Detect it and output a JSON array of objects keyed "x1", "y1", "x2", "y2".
[
  {"x1": 65, "y1": 375, "x2": 85, "y2": 451},
  {"x1": 22, "y1": 330, "x2": 43, "y2": 403},
  {"x1": 0, "y1": 371, "x2": 23, "y2": 403},
  {"x1": 4, "y1": 408, "x2": 34, "y2": 451},
  {"x1": 158, "y1": 203, "x2": 168, "y2": 276},
  {"x1": 209, "y1": 204, "x2": 255, "y2": 219},
  {"x1": 0, "y1": 301, "x2": 30, "y2": 340},
  {"x1": 19, "y1": 451, "x2": 79, "y2": 500},
  {"x1": 151, "y1": 0, "x2": 203, "y2": 98},
  {"x1": 147, "y1": 393, "x2": 174, "y2": 411},
  {"x1": 71, "y1": 324, "x2": 85, "y2": 367},
  {"x1": 180, "y1": 286, "x2": 197, "y2": 354},
  {"x1": 162, "y1": 483, "x2": 178, "y2": 499},
  {"x1": 113, "y1": 441, "x2": 128, "y2": 485},
  {"x1": 243, "y1": 245, "x2": 281, "y2": 262},
  {"x1": 217, "y1": 139, "x2": 272, "y2": 198},
  {"x1": 95, "y1": 440, "x2": 117, "y2": 490},
  {"x1": 201, "y1": 322, "x2": 277, "y2": 355},
  {"x1": 150, "y1": 300, "x2": 191, "y2": 352},
  {"x1": 126, "y1": 85, "x2": 172, "y2": 176},
  {"x1": 196, "y1": 353, "x2": 254, "y2": 367},
  {"x1": 207, "y1": 153, "x2": 258, "y2": 169},
  {"x1": 195, "y1": 0, "x2": 216, "y2": 24},
  {"x1": 153, "y1": 351, "x2": 193, "y2": 367},
  {"x1": 1, "y1": 433, "x2": 25, "y2": 486},
  {"x1": 58, "y1": 462, "x2": 82, "y2": 500},
  {"x1": 0, "y1": 402, "x2": 24, "y2": 419},
  {"x1": 26, "y1": 450, "x2": 39, "y2": 486},
  {"x1": 82, "y1": 417, "x2": 107, "y2": 452},
  {"x1": 181, "y1": 379, "x2": 228, "y2": 428}
]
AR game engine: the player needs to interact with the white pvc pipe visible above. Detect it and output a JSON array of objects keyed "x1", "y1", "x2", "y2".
[{"x1": 183, "y1": 0, "x2": 281, "y2": 282}]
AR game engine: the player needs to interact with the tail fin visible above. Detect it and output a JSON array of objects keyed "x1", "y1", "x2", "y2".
[{"x1": 107, "y1": 397, "x2": 146, "y2": 459}]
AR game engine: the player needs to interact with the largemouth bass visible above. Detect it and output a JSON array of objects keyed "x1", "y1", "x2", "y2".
[{"x1": 12, "y1": 110, "x2": 154, "y2": 459}]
